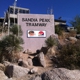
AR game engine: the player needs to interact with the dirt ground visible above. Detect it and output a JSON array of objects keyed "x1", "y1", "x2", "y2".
[{"x1": 16, "y1": 52, "x2": 54, "y2": 80}]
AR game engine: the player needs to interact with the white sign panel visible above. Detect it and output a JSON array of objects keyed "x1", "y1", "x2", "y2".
[{"x1": 28, "y1": 30, "x2": 46, "y2": 37}]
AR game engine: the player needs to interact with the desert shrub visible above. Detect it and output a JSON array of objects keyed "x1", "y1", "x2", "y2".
[
  {"x1": 45, "y1": 36, "x2": 58, "y2": 48},
  {"x1": 55, "y1": 25, "x2": 63, "y2": 35},
  {"x1": 57, "y1": 41, "x2": 80, "y2": 69},
  {"x1": 69, "y1": 30, "x2": 77, "y2": 37},
  {"x1": 0, "y1": 34, "x2": 23, "y2": 62},
  {"x1": 10, "y1": 25, "x2": 23, "y2": 36}
]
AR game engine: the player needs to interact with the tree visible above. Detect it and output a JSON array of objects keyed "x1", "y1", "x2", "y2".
[{"x1": 70, "y1": 15, "x2": 80, "y2": 34}]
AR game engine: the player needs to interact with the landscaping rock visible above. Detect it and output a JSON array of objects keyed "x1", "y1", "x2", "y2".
[
  {"x1": 41, "y1": 68, "x2": 80, "y2": 80},
  {"x1": 13, "y1": 65, "x2": 30, "y2": 78},
  {"x1": 3, "y1": 61, "x2": 11, "y2": 66},
  {"x1": 30, "y1": 67, "x2": 38, "y2": 74},
  {"x1": 5, "y1": 64, "x2": 30, "y2": 78},
  {"x1": 18, "y1": 59, "x2": 23, "y2": 66},
  {"x1": 0, "y1": 63, "x2": 5, "y2": 71},
  {"x1": 0, "y1": 70, "x2": 8, "y2": 80},
  {"x1": 38, "y1": 52, "x2": 46, "y2": 67},
  {"x1": 27, "y1": 57, "x2": 33, "y2": 66},
  {"x1": 30, "y1": 75, "x2": 42, "y2": 80},
  {"x1": 30, "y1": 68, "x2": 80, "y2": 80},
  {"x1": 18, "y1": 59, "x2": 29, "y2": 67},
  {"x1": 69, "y1": 37, "x2": 77, "y2": 42},
  {"x1": 23, "y1": 60, "x2": 29, "y2": 67},
  {"x1": 5, "y1": 64, "x2": 13, "y2": 78},
  {"x1": 47, "y1": 46, "x2": 57, "y2": 57}
]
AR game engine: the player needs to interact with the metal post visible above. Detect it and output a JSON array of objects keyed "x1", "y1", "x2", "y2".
[
  {"x1": 13, "y1": 0, "x2": 17, "y2": 25},
  {"x1": 17, "y1": 13, "x2": 19, "y2": 37},
  {"x1": 2, "y1": 12, "x2": 5, "y2": 36},
  {"x1": 14, "y1": 6, "x2": 15, "y2": 25},
  {"x1": 8, "y1": 12, "x2": 10, "y2": 35}
]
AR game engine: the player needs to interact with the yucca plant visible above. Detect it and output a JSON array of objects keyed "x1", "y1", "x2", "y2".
[
  {"x1": 0, "y1": 34, "x2": 23, "y2": 62},
  {"x1": 45, "y1": 36, "x2": 57, "y2": 48},
  {"x1": 0, "y1": 24, "x2": 23, "y2": 62},
  {"x1": 10, "y1": 24, "x2": 23, "y2": 36}
]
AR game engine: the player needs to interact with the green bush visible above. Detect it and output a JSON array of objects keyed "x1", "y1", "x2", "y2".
[
  {"x1": 0, "y1": 24, "x2": 24, "y2": 62},
  {"x1": 45, "y1": 36, "x2": 57, "y2": 48},
  {"x1": 55, "y1": 25, "x2": 63, "y2": 35},
  {"x1": 10, "y1": 25, "x2": 23, "y2": 36},
  {"x1": 0, "y1": 35, "x2": 23, "y2": 62},
  {"x1": 70, "y1": 15, "x2": 80, "y2": 34}
]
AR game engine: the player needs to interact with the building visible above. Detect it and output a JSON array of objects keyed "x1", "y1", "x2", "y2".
[
  {"x1": 0, "y1": 5, "x2": 55, "y2": 52},
  {"x1": 5, "y1": 6, "x2": 30, "y2": 26},
  {"x1": 0, "y1": 5, "x2": 30, "y2": 37},
  {"x1": 54, "y1": 19, "x2": 66, "y2": 25},
  {"x1": 54, "y1": 19, "x2": 69, "y2": 31},
  {"x1": 0, "y1": 17, "x2": 4, "y2": 26}
]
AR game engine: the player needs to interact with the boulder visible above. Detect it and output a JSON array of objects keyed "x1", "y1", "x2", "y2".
[
  {"x1": 5, "y1": 64, "x2": 30, "y2": 78},
  {"x1": 6, "y1": 78, "x2": 16, "y2": 80},
  {"x1": 69, "y1": 37, "x2": 77, "y2": 42},
  {"x1": 30, "y1": 68, "x2": 80, "y2": 80},
  {"x1": 47, "y1": 46, "x2": 57, "y2": 57},
  {"x1": 18, "y1": 59, "x2": 29, "y2": 67},
  {"x1": 13, "y1": 65, "x2": 30, "y2": 78},
  {"x1": 30, "y1": 67, "x2": 38, "y2": 74},
  {"x1": 38, "y1": 52, "x2": 46, "y2": 67},
  {"x1": 23, "y1": 60, "x2": 29, "y2": 67},
  {"x1": 30, "y1": 75, "x2": 42, "y2": 80},
  {"x1": 18, "y1": 59, "x2": 23, "y2": 66},
  {"x1": 5, "y1": 64, "x2": 13, "y2": 78},
  {"x1": 0, "y1": 63, "x2": 5, "y2": 71},
  {"x1": 0, "y1": 70, "x2": 8, "y2": 80},
  {"x1": 27, "y1": 57, "x2": 33, "y2": 66},
  {"x1": 41, "y1": 68, "x2": 80, "y2": 80},
  {"x1": 3, "y1": 61, "x2": 11, "y2": 66}
]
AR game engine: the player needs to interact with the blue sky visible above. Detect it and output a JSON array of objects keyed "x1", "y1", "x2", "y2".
[{"x1": 0, "y1": 0, "x2": 80, "y2": 26}]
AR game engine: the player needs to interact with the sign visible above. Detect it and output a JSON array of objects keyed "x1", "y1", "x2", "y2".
[
  {"x1": 28, "y1": 30, "x2": 46, "y2": 37},
  {"x1": 22, "y1": 18, "x2": 50, "y2": 27},
  {"x1": 18, "y1": 14, "x2": 55, "y2": 52}
]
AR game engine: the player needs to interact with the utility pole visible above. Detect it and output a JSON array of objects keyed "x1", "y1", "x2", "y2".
[
  {"x1": 18, "y1": 15, "x2": 19, "y2": 37},
  {"x1": 8, "y1": 12, "x2": 10, "y2": 35},
  {"x1": 13, "y1": 0, "x2": 17, "y2": 25},
  {"x1": 2, "y1": 12, "x2": 6, "y2": 36}
]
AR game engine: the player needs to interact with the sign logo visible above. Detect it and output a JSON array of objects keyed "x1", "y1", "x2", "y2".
[
  {"x1": 28, "y1": 30, "x2": 46, "y2": 38},
  {"x1": 38, "y1": 31, "x2": 44, "y2": 36}
]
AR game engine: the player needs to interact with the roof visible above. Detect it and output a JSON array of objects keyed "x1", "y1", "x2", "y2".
[
  {"x1": 0, "y1": 17, "x2": 4, "y2": 22},
  {"x1": 0, "y1": 17, "x2": 4, "y2": 19},
  {"x1": 9, "y1": 6, "x2": 30, "y2": 11},
  {"x1": 58, "y1": 24, "x2": 68, "y2": 27},
  {"x1": 54, "y1": 19, "x2": 66, "y2": 23}
]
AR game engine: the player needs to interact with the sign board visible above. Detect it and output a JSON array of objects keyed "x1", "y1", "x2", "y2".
[
  {"x1": 18, "y1": 14, "x2": 55, "y2": 52},
  {"x1": 28, "y1": 30, "x2": 46, "y2": 38}
]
